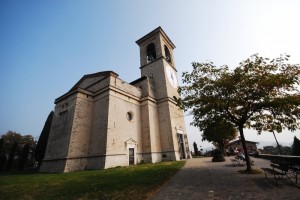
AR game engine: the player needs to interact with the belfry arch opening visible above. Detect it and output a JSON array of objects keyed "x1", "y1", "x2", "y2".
[
  {"x1": 164, "y1": 45, "x2": 172, "y2": 64},
  {"x1": 146, "y1": 43, "x2": 156, "y2": 63}
]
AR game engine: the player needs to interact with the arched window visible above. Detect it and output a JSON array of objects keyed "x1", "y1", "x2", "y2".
[
  {"x1": 164, "y1": 45, "x2": 172, "y2": 63},
  {"x1": 146, "y1": 43, "x2": 156, "y2": 63}
]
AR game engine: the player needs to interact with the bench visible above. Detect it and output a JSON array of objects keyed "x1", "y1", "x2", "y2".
[
  {"x1": 287, "y1": 163, "x2": 300, "y2": 185},
  {"x1": 261, "y1": 160, "x2": 289, "y2": 185}
]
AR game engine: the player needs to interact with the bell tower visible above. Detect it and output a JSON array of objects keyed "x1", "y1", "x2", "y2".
[
  {"x1": 136, "y1": 27, "x2": 179, "y2": 101},
  {"x1": 136, "y1": 27, "x2": 190, "y2": 161}
]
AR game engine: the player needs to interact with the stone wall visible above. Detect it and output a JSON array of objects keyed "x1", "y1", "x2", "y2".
[
  {"x1": 40, "y1": 92, "x2": 77, "y2": 172},
  {"x1": 104, "y1": 76, "x2": 143, "y2": 168},
  {"x1": 64, "y1": 92, "x2": 93, "y2": 172}
]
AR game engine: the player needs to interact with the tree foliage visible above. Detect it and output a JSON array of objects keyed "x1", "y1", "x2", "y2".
[
  {"x1": 179, "y1": 54, "x2": 300, "y2": 171},
  {"x1": 0, "y1": 131, "x2": 36, "y2": 170},
  {"x1": 201, "y1": 118, "x2": 237, "y2": 153},
  {"x1": 18, "y1": 144, "x2": 30, "y2": 171},
  {"x1": 211, "y1": 149, "x2": 225, "y2": 162},
  {"x1": 292, "y1": 136, "x2": 300, "y2": 156},
  {"x1": 0, "y1": 138, "x2": 6, "y2": 170},
  {"x1": 1, "y1": 131, "x2": 22, "y2": 157},
  {"x1": 262, "y1": 145, "x2": 292, "y2": 155},
  {"x1": 34, "y1": 111, "x2": 54, "y2": 168},
  {"x1": 5, "y1": 141, "x2": 18, "y2": 170}
]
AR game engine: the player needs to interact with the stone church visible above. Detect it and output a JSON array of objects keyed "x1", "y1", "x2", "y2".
[{"x1": 40, "y1": 27, "x2": 190, "y2": 173}]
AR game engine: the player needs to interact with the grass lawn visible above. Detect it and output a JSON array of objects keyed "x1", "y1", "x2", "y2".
[{"x1": 0, "y1": 161, "x2": 185, "y2": 200}]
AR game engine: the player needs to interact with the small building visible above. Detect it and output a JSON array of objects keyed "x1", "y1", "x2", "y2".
[{"x1": 225, "y1": 139, "x2": 258, "y2": 154}]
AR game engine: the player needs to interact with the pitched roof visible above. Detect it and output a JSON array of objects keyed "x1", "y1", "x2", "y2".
[
  {"x1": 130, "y1": 76, "x2": 148, "y2": 85},
  {"x1": 55, "y1": 71, "x2": 119, "y2": 103},
  {"x1": 68, "y1": 71, "x2": 118, "y2": 92},
  {"x1": 135, "y1": 26, "x2": 176, "y2": 49}
]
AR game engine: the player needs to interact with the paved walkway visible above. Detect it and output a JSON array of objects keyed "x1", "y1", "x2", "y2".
[{"x1": 151, "y1": 157, "x2": 300, "y2": 200}]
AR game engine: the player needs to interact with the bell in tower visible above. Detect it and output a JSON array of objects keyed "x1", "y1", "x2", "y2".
[
  {"x1": 135, "y1": 27, "x2": 178, "y2": 100},
  {"x1": 136, "y1": 26, "x2": 176, "y2": 69},
  {"x1": 146, "y1": 43, "x2": 156, "y2": 63}
]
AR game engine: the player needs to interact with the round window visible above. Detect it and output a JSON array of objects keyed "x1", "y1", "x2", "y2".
[{"x1": 126, "y1": 112, "x2": 133, "y2": 121}]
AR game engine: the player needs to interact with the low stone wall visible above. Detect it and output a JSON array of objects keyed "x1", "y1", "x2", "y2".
[{"x1": 256, "y1": 154, "x2": 300, "y2": 165}]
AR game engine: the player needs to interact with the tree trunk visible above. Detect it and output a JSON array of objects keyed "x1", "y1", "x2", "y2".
[
  {"x1": 272, "y1": 131, "x2": 282, "y2": 155},
  {"x1": 217, "y1": 141, "x2": 225, "y2": 155},
  {"x1": 238, "y1": 125, "x2": 252, "y2": 172}
]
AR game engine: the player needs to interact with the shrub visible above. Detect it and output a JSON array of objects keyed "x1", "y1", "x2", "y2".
[{"x1": 212, "y1": 149, "x2": 225, "y2": 162}]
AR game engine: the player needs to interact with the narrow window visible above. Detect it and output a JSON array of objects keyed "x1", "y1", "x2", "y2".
[
  {"x1": 164, "y1": 45, "x2": 172, "y2": 63},
  {"x1": 146, "y1": 43, "x2": 156, "y2": 63}
]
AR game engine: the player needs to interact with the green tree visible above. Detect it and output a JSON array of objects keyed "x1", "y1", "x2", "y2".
[
  {"x1": 5, "y1": 141, "x2": 18, "y2": 170},
  {"x1": 179, "y1": 54, "x2": 300, "y2": 172},
  {"x1": 193, "y1": 142, "x2": 199, "y2": 156},
  {"x1": 1, "y1": 131, "x2": 22, "y2": 170},
  {"x1": 18, "y1": 144, "x2": 30, "y2": 170},
  {"x1": 1, "y1": 131, "x2": 22, "y2": 156},
  {"x1": 292, "y1": 136, "x2": 300, "y2": 156},
  {"x1": 281, "y1": 145, "x2": 292, "y2": 155},
  {"x1": 262, "y1": 145, "x2": 292, "y2": 155},
  {"x1": 0, "y1": 131, "x2": 36, "y2": 170},
  {"x1": 34, "y1": 111, "x2": 54, "y2": 168},
  {"x1": 19, "y1": 135, "x2": 36, "y2": 168},
  {"x1": 0, "y1": 137, "x2": 3, "y2": 154},
  {"x1": 201, "y1": 118, "x2": 237, "y2": 155},
  {"x1": 262, "y1": 145, "x2": 277, "y2": 154},
  {"x1": 0, "y1": 138, "x2": 6, "y2": 170}
]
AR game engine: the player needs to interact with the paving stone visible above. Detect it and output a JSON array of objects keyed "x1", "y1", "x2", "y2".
[{"x1": 151, "y1": 157, "x2": 300, "y2": 200}]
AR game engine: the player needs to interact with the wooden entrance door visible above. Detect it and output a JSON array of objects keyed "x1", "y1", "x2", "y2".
[
  {"x1": 129, "y1": 148, "x2": 134, "y2": 165},
  {"x1": 179, "y1": 134, "x2": 186, "y2": 159}
]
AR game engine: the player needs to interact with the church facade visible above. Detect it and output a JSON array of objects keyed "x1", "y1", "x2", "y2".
[{"x1": 40, "y1": 27, "x2": 190, "y2": 173}]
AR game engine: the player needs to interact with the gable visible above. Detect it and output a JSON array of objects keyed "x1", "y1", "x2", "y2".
[{"x1": 69, "y1": 71, "x2": 118, "y2": 92}]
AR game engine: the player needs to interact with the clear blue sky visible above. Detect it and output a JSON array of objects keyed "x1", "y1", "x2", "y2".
[{"x1": 1, "y1": 0, "x2": 300, "y2": 149}]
